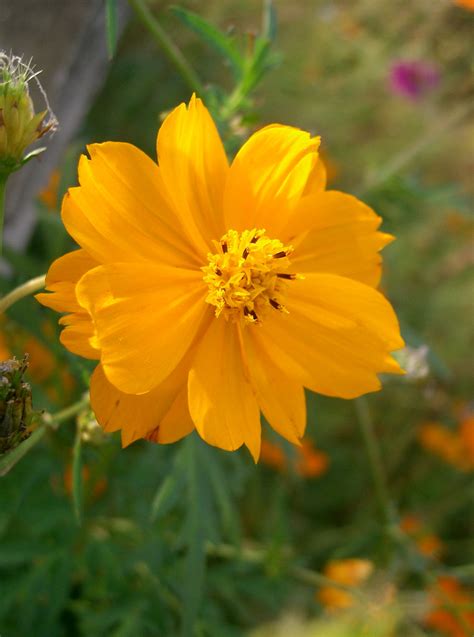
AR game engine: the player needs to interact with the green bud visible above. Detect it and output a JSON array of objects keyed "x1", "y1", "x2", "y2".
[
  {"x1": 77, "y1": 407, "x2": 107, "y2": 445},
  {"x1": 0, "y1": 356, "x2": 34, "y2": 454},
  {"x1": 0, "y1": 52, "x2": 57, "y2": 177}
]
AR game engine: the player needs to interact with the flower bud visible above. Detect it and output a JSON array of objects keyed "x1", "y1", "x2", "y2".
[
  {"x1": 77, "y1": 407, "x2": 107, "y2": 445},
  {"x1": 0, "y1": 356, "x2": 34, "y2": 454},
  {"x1": 0, "y1": 52, "x2": 57, "y2": 177}
]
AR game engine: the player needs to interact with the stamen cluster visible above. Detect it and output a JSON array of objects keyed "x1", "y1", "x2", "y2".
[{"x1": 203, "y1": 228, "x2": 298, "y2": 325}]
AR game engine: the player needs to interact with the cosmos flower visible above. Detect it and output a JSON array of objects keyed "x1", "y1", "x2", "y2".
[
  {"x1": 389, "y1": 60, "x2": 440, "y2": 101},
  {"x1": 37, "y1": 95, "x2": 403, "y2": 460}
]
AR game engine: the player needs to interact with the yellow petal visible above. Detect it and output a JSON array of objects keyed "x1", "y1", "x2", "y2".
[
  {"x1": 90, "y1": 364, "x2": 193, "y2": 447},
  {"x1": 36, "y1": 249, "x2": 98, "y2": 313},
  {"x1": 77, "y1": 262, "x2": 210, "y2": 394},
  {"x1": 287, "y1": 191, "x2": 393, "y2": 287},
  {"x1": 63, "y1": 142, "x2": 200, "y2": 268},
  {"x1": 36, "y1": 249, "x2": 99, "y2": 359},
  {"x1": 148, "y1": 385, "x2": 194, "y2": 444},
  {"x1": 303, "y1": 155, "x2": 327, "y2": 195},
  {"x1": 188, "y1": 320, "x2": 261, "y2": 461},
  {"x1": 156, "y1": 95, "x2": 229, "y2": 253},
  {"x1": 257, "y1": 274, "x2": 404, "y2": 399},
  {"x1": 224, "y1": 124, "x2": 320, "y2": 236},
  {"x1": 245, "y1": 329, "x2": 306, "y2": 444},
  {"x1": 59, "y1": 312, "x2": 99, "y2": 359}
]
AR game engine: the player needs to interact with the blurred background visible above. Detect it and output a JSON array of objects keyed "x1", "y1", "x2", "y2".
[{"x1": 0, "y1": 1, "x2": 473, "y2": 636}]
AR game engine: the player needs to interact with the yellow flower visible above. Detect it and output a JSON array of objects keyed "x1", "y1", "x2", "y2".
[{"x1": 36, "y1": 95, "x2": 404, "y2": 459}]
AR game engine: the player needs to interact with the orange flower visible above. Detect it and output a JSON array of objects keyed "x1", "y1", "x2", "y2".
[
  {"x1": 38, "y1": 169, "x2": 61, "y2": 211},
  {"x1": 317, "y1": 558, "x2": 373, "y2": 610},
  {"x1": 296, "y1": 439, "x2": 329, "y2": 477},
  {"x1": 260, "y1": 439, "x2": 287, "y2": 471},
  {"x1": 425, "y1": 576, "x2": 474, "y2": 637},
  {"x1": 64, "y1": 463, "x2": 107, "y2": 499},
  {"x1": 400, "y1": 514, "x2": 443, "y2": 559},
  {"x1": 37, "y1": 95, "x2": 404, "y2": 458},
  {"x1": 260, "y1": 437, "x2": 329, "y2": 477},
  {"x1": 418, "y1": 420, "x2": 474, "y2": 472},
  {"x1": 0, "y1": 330, "x2": 10, "y2": 360},
  {"x1": 460, "y1": 415, "x2": 474, "y2": 465},
  {"x1": 454, "y1": 0, "x2": 474, "y2": 10}
]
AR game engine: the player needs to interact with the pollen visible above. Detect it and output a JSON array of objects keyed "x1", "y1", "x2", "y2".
[{"x1": 203, "y1": 228, "x2": 300, "y2": 325}]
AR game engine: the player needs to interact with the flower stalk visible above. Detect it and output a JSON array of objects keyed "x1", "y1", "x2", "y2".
[
  {"x1": 128, "y1": 0, "x2": 204, "y2": 95},
  {"x1": 355, "y1": 397, "x2": 394, "y2": 528},
  {"x1": 0, "y1": 274, "x2": 45, "y2": 313}
]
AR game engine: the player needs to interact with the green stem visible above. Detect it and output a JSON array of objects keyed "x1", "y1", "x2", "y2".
[
  {"x1": 46, "y1": 395, "x2": 90, "y2": 427},
  {"x1": 205, "y1": 542, "x2": 364, "y2": 599},
  {"x1": 0, "y1": 396, "x2": 89, "y2": 476},
  {"x1": 355, "y1": 397, "x2": 393, "y2": 528},
  {"x1": 128, "y1": 0, "x2": 204, "y2": 95},
  {"x1": 0, "y1": 274, "x2": 46, "y2": 313},
  {"x1": 0, "y1": 176, "x2": 7, "y2": 258}
]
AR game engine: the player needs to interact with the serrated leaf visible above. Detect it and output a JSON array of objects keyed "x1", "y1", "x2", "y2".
[{"x1": 171, "y1": 6, "x2": 244, "y2": 80}]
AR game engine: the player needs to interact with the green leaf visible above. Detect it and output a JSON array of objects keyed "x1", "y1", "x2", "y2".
[
  {"x1": 180, "y1": 435, "x2": 206, "y2": 637},
  {"x1": 203, "y1": 447, "x2": 240, "y2": 545},
  {"x1": 262, "y1": 0, "x2": 277, "y2": 41},
  {"x1": 72, "y1": 428, "x2": 83, "y2": 524},
  {"x1": 105, "y1": 0, "x2": 119, "y2": 59},
  {"x1": 150, "y1": 469, "x2": 183, "y2": 522},
  {"x1": 171, "y1": 6, "x2": 244, "y2": 80}
]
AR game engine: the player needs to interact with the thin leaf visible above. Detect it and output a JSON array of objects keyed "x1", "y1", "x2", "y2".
[
  {"x1": 171, "y1": 6, "x2": 244, "y2": 80},
  {"x1": 105, "y1": 0, "x2": 118, "y2": 59},
  {"x1": 204, "y1": 447, "x2": 240, "y2": 545},
  {"x1": 150, "y1": 470, "x2": 182, "y2": 522},
  {"x1": 72, "y1": 429, "x2": 83, "y2": 524},
  {"x1": 180, "y1": 435, "x2": 206, "y2": 637},
  {"x1": 262, "y1": 0, "x2": 277, "y2": 41}
]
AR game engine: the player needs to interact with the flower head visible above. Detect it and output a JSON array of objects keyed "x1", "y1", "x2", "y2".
[
  {"x1": 37, "y1": 95, "x2": 404, "y2": 460},
  {"x1": 0, "y1": 52, "x2": 57, "y2": 176},
  {"x1": 389, "y1": 60, "x2": 440, "y2": 101},
  {"x1": 317, "y1": 558, "x2": 374, "y2": 610},
  {"x1": 425, "y1": 576, "x2": 474, "y2": 637}
]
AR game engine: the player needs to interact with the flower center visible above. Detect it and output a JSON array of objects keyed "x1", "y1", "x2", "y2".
[{"x1": 203, "y1": 228, "x2": 299, "y2": 325}]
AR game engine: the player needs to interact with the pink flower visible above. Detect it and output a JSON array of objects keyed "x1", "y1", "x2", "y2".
[{"x1": 389, "y1": 60, "x2": 440, "y2": 101}]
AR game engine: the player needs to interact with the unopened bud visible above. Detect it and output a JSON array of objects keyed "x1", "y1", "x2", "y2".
[
  {"x1": 0, "y1": 52, "x2": 57, "y2": 177},
  {"x1": 77, "y1": 407, "x2": 107, "y2": 445},
  {"x1": 0, "y1": 356, "x2": 35, "y2": 454}
]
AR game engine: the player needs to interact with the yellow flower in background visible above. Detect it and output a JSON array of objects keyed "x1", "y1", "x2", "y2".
[
  {"x1": 37, "y1": 95, "x2": 403, "y2": 459},
  {"x1": 317, "y1": 558, "x2": 374, "y2": 610}
]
